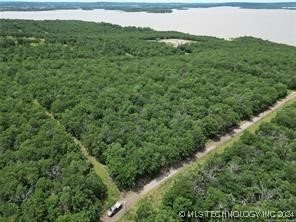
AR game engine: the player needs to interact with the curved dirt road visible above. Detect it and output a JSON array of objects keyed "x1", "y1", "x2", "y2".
[{"x1": 102, "y1": 91, "x2": 296, "y2": 222}]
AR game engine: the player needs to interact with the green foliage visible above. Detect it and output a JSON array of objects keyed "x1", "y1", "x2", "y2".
[
  {"x1": 1, "y1": 20, "x2": 296, "y2": 191},
  {"x1": 0, "y1": 80, "x2": 106, "y2": 220},
  {"x1": 156, "y1": 102, "x2": 296, "y2": 221},
  {"x1": 136, "y1": 201, "x2": 155, "y2": 221}
]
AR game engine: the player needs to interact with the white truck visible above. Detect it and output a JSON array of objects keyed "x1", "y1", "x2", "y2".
[{"x1": 107, "y1": 201, "x2": 123, "y2": 217}]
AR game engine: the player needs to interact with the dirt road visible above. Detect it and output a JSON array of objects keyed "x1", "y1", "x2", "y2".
[{"x1": 102, "y1": 91, "x2": 296, "y2": 222}]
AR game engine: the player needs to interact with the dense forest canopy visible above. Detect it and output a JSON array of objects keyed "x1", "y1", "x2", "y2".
[
  {"x1": 1, "y1": 19, "x2": 296, "y2": 222},
  {"x1": 136, "y1": 101, "x2": 296, "y2": 221},
  {"x1": 1, "y1": 20, "x2": 296, "y2": 189},
  {"x1": 0, "y1": 77, "x2": 107, "y2": 221}
]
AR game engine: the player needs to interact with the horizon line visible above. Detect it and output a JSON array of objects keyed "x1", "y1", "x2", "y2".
[{"x1": 1, "y1": 1, "x2": 296, "y2": 2}]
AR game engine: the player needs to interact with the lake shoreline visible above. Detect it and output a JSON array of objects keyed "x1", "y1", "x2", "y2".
[{"x1": 1, "y1": 7, "x2": 295, "y2": 46}]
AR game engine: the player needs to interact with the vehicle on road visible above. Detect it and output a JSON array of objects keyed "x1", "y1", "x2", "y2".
[{"x1": 107, "y1": 202, "x2": 123, "y2": 217}]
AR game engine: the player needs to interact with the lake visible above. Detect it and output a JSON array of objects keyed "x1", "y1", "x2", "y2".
[{"x1": 1, "y1": 7, "x2": 295, "y2": 46}]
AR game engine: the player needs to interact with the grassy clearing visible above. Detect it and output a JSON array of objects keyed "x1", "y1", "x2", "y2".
[
  {"x1": 32, "y1": 100, "x2": 120, "y2": 210},
  {"x1": 155, "y1": 38, "x2": 193, "y2": 47},
  {"x1": 77, "y1": 138, "x2": 121, "y2": 210},
  {"x1": 119, "y1": 91, "x2": 296, "y2": 222}
]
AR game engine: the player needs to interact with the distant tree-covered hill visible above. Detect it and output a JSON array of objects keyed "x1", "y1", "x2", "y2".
[{"x1": 0, "y1": 2, "x2": 296, "y2": 12}]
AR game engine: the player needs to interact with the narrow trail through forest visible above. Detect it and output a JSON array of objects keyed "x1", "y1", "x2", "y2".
[
  {"x1": 32, "y1": 99, "x2": 120, "y2": 209},
  {"x1": 102, "y1": 91, "x2": 296, "y2": 222}
]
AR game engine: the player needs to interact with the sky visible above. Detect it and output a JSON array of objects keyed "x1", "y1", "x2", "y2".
[{"x1": 1, "y1": 0, "x2": 295, "y2": 2}]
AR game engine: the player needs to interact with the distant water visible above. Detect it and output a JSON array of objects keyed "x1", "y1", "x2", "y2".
[{"x1": 1, "y1": 7, "x2": 295, "y2": 46}]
